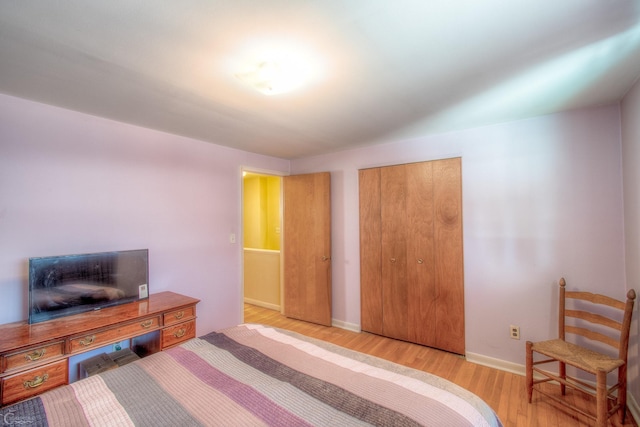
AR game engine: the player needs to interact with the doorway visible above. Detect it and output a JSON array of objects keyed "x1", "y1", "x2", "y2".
[{"x1": 242, "y1": 171, "x2": 283, "y2": 311}]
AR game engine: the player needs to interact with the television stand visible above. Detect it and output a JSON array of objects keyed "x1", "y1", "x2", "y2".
[{"x1": 0, "y1": 291, "x2": 199, "y2": 406}]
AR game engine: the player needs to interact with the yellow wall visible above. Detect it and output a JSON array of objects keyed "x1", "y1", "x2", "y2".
[
  {"x1": 243, "y1": 174, "x2": 281, "y2": 309},
  {"x1": 243, "y1": 248, "x2": 280, "y2": 308},
  {"x1": 243, "y1": 175, "x2": 281, "y2": 250}
]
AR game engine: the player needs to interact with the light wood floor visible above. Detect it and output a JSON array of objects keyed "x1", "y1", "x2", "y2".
[{"x1": 244, "y1": 303, "x2": 637, "y2": 427}]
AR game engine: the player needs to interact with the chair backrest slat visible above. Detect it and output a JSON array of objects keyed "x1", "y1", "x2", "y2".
[
  {"x1": 566, "y1": 290, "x2": 626, "y2": 310},
  {"x1": 565, "y1": 325, "x2": 621, "y2": 349},
  {"x1": 565, "y1": 309, "x2": 622, "y2": 332}
]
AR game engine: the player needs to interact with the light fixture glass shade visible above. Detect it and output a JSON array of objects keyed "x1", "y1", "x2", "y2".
[{"x1": 235, "y1": 60, "x2": 308, "y2": 95}]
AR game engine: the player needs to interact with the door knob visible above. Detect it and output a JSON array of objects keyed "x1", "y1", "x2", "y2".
[
  {"x1": 322, "y1": 255, "x2": 331, "y2": 261},
  {"x1": 390, "y1": 258, "x2": 396, "y2": 263},
  {"x1": 417, "y1": 259, "x2": 424, "y2": 264}
]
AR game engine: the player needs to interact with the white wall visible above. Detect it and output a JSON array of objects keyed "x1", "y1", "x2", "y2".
[
  {"x1": 622, "y1": 77, "x2": 640, "y2": 407},
  {"x1": 0, "y1": 93, "x2": 289, "y2": 336},
  {"x1": 291, "y1": 104, "x2": 627, "y2": 369}
]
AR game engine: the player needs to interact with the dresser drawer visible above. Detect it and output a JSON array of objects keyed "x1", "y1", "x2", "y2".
[
  {"x1": 2, "y1": 341, "x2": 65, "y2": 374},
  {"x1": 1, "y1": 359, "x2": 68, "y2": 406},
  {"x1": 163, "y1": 306, "x2": 196, "y2": 326},
  {"x1": 162, "y1": 320, "x2": 196, "y2": 349},
  {"x1": 69, "y1": 316, "x2": 161, "y2": 354}
]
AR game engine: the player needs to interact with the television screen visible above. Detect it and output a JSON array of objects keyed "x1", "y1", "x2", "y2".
[{"x1": 28, "y1": 249, "x2": 149, "y2": 324}]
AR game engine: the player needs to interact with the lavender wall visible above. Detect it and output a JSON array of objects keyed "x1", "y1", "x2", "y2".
[
  {"x1": 622, "y1": 78, "x2": 640, "y2": 410},
  {"x1": 0, "y1": 91, "x2": 636, "y2": 409},
  {"x1": 291, "y1": 105, "x2": 627, "y2": 370},
  {"x1": 0, "y1": 93, "x2": 289, "y2": 335}
]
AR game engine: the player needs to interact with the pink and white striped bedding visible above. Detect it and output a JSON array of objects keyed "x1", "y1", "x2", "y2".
[{"x1": 0, "y1": 324, "x2": 502, "y2": 426}]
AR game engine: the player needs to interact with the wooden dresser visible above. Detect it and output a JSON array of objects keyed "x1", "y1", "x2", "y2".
[{"x1": 0, "y1": 291, "x2": 199, "y2": 406}]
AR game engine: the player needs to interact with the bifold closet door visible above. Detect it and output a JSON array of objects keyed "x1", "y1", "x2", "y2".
[
  {"x1": 359, "y1": 167, "x2": 383, "y2": 335},
  {"x1": 379, "y1": 162, "x2": 436, "y2": 345},
  {"x1": 359, "y1": 158, "x2": 464, "y2": 355},
  {"x1": 431, "y1": 158, "x2": 464, "y2": 354},
  {"x1": 404, "y1": 161, "x2": 437, "y2": 347},
  {"x1": 380, "y1": 164, "x2": 410, "y2": 341}
]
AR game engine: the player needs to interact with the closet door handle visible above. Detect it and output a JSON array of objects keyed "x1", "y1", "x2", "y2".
[
  {"x1": 322, "y1": 256, "x2": 331, "y2": 262},
  {"x1": 390, "y1": 258, "x2": 396, "y2": 263},
  {"x1": 417, "y1": 259, "x2": 424, "y2": 264}
]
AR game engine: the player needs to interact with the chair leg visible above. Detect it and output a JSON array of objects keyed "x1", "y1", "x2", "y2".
[
  {"x1": 596, "y1": 369, "x2": 607, "y2": 427},
  {"x1": 526, "y1": 341, "x2": 533, "y2": 403},
  {"x1": 619, "y1": 364, "x2": 627, "y2": 423},
  {"x1": 559, "y1": 361, "x2": 566, "y2": 396}
]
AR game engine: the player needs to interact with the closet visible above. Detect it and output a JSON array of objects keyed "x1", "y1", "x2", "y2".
[{"x1": 359, "y1": 157, "x2": 464, "y2": 355}]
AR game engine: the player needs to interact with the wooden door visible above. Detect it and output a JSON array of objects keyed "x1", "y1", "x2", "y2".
[{"x1": 283, "y1": 172, "x2": 332, "y2": 326}]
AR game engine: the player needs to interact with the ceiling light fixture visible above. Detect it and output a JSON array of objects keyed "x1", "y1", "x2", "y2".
[{"x1": 235, "y1": 59, "x2": 312, "y2": 95}]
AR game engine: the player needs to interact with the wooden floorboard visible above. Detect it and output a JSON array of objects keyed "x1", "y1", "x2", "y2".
[{"x1": 244, "y1": 303, "x2": 638, "y2": 427}]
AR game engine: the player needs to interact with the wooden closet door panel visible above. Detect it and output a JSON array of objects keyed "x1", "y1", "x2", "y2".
[
  {"x1": 359, "y1": 168, "x2": 383, "y2": 335},
  {"x1": 380, "y1": 165, "x2": 409, "y2": 341},
  {"x1": 406, "y1": 162, "x2": 437, "y2": 347},
  {"x1": 283, "y1": 172, "x2": 332, "y2": 326},
  {"x1": 433, "y1": 158, "x2": 464, "y2": 354}
]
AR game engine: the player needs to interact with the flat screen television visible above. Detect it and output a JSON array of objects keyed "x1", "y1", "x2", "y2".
[{"x1": 28, "y1": 249, "x2": 149, "y2": 324}]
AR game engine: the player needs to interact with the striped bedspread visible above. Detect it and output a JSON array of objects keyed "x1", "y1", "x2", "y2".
[{"x1": 1, "y1": 324, "x2": 502, "y2": 426}]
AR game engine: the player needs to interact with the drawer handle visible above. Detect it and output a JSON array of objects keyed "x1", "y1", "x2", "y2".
[
  {"x1": 79, "y1": 335, "x2": 96, "y2": 346},
  {"x1": 173, "y1": 328, "x2": 186, "y2": 338},
  {"x1": 140, "y1": 319, "x2": 154, "y2": 328},
  {"x1": 174, "y1": 311, "x2": 185, "y2": 320},
  {"x1": 23, "y1": 373, "x2": 49, "y2": 389},
  {"x1": 25, "y1": 349, "x2": 46, "y2": 361}
]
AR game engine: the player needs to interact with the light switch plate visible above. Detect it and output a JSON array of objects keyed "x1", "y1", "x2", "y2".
[{"x1": 139, "y1": 284, "x2": 148, "y2": 299}]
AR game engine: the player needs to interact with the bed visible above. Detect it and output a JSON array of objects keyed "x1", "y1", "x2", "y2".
[{"x1": 0, "y1": 324, "x2": 502, "y2": 426}]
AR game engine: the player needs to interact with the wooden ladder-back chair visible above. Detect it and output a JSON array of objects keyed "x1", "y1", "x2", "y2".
[{"x1": 526, "y1": 278, "x2": 636, "y2": 426}]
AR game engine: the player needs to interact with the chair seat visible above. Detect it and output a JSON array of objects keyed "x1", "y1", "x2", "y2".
[{"x1": 532, "y1": 339, "x2": 624, "y2": 374}]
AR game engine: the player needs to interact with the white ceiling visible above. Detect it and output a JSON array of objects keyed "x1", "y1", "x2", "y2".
[{"x1": 1, "y1": 1, "x2": 639, "y2": 159}]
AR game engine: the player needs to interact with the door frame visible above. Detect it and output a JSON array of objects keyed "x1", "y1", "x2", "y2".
[{"x1": 240, "y1": 166, "x2": 287, "y2": 323}]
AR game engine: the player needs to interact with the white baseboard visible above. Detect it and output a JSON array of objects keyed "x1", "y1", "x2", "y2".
[
  {"x1": 243, "y1": 298, "x2": 280, "y2": 312},
  {"x1": 331, "y1": 318, "x2": 361, "y2": 333},
  {"x1": 466, "y1": 352, "x2": 527, "y2": 376},
  {"x1": 629, "y1": 395, "x2": 640, "y2": 425}
]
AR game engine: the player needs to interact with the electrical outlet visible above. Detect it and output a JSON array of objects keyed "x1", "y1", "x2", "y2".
[{"x1": 510, "y1": 325, "x2": 520, "y2": 340}]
